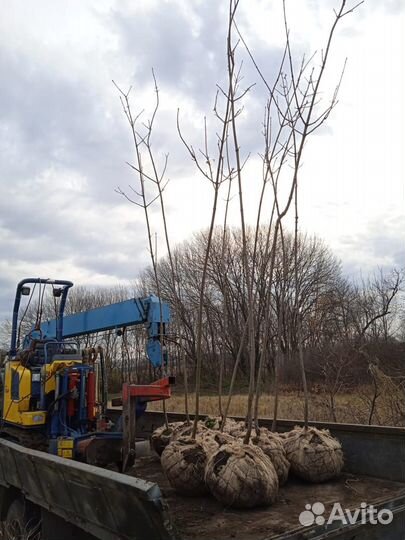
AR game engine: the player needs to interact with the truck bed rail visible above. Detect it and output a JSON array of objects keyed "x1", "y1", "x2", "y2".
[{"x1": 0, "y1": 438, "x2": 176, "y2": 540}]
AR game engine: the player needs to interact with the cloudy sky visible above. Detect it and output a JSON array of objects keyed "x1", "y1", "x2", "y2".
[{"x1": 0, "y1": 0, "x2": 404, "y2": 321}]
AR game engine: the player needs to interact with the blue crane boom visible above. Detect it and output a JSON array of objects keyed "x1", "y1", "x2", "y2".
[
  {"x1": 38, "y1": 295, "x2": 169, "y2": 367},
  {"x1": 40, "y1": 296, "x2": 169, "y2": 339}
]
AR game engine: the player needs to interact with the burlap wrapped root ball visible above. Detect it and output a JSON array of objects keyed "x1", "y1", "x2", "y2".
[
  {"x1": 228, "y1": 420, "x2": 247, "y2": 438},
  {"x1": 203, "y1": 416, "x2": 239, "y2": 434},
  {"x1": 150, "y1": 422, "x2": 184, "y2": 456},
  {"x1": 283, "y1": 426, "x2": 343, "y2": 483},
  {"x1": 196, "y1": 429, "x2": 234, "y2": 458},
  {"x1": 171, "y1": 421, "x2": 208, "y2": 440},
  {"x1": 205, "y1": 442, "x2": 279, "y2": 508},
  {"x1": 161, "y1": 436, "x2": 209, "y2": 495},
  {"x1": 252, "y1": 430, "x2": 290, "y2": 486}
]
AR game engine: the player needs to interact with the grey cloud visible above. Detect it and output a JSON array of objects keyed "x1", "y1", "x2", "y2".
[
  {"x1": 0, "y1": 26, "x2": 151, "y2": 316},
  {"x1": 0, "y1": 0, "x2": 401, "y2": 324},
  {"x1": 339, "y1": 214, "x2": 405, "y2": 275},
  {"x1": 0, "y1": 0, "x2": 329, "y2": 324},
  {"x1": 111, "y1": 1, "x2": 228, "y2": 110},
  {"x1": 0, "y1": 46, "x2": 136, "y2": 204},
  {"x1": 72, "y1": 249, "x2": 150, "y2": 280},
  {"x1": 0, "y1": 275, "x2": 18, "y2": 323},
  {"x1": 111, "y1": 0, "x2": 283, "y2": 139}
]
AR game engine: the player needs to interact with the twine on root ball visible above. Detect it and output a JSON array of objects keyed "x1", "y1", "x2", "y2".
[
  {"x1": 171, "y1": 421, "x2": 208, "y2": 440},
  {"x1": 283, "y1": 426, "x2": 344, "y2": 483},
  {"x1": 161, "y1": 437, "x2": 209, "y2": 495},
  {"x1": 251, "y1": 429, "x2": 290, "y2": 486},
  {"x1": 205, "y1": 441, "x2": 279, "y2": 508},
  {"x1": 196, "y1": 429, "x2": 234, "y2": 458},
  {"x1": 203, "y1": 416, "x2": 239, "y2": 434},
  {"x1": 228, "y1": 420, "x2": 247, "y2": 438},
  {"x1": 150, "y1": 422, "x2": 184, "y2": 456}
]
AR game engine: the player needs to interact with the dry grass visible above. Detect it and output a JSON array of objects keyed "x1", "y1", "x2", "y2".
[{"x1": 148, "y1": 388, "x2": 404, "y2": 427}]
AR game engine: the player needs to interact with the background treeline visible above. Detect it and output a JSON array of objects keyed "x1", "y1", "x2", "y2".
[
  {"x1": 144, "y1": 227, "x2": 404, "y2": 385},
  {"x1": 1, "y1": 226, "x2": 404, "y2": 424}
]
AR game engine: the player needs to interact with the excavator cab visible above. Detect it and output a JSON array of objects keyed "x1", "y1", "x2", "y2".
[{"x1": 1, "y1": 279, "x2": 85, "y2": 433}]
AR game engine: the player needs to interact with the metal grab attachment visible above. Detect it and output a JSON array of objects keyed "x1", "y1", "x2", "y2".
[{"x1": 118, "y1": 376, "x2": 174, "y2": 472}]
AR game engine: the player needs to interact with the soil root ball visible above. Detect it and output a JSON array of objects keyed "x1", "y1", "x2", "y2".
[
  {"x1": 205, "y1": 442, "x2": 279, "y2": 508},
  {"x1": 150, "y1": 422, "x2": 183, "y2": 456},
  {"x1": 283, "y1": 426, "x2": 344, "y2": 483},
  {"x1": 251, "y1": 431, "x2": 290, "y2": 486},
  {"x1": 161, "y1": 437, "x2": 209, "y2": 495}
]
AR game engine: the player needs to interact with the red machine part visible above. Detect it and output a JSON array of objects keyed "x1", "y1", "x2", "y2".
[
  {"x1": 86, "y1": 371, "x2": 97, "y2": 421},
  {"x1": 67, "y1": 373, "x2": 79, "y2": 417},
  {"x1": 110, "y1": 376, "x2": 174, "y2": 407},
  {"x1": 119, "y1": 376, "x2": 174, "y2": 405},
  {"x1": 119, "y1": 376, "x2": 174, "y2": 472}
]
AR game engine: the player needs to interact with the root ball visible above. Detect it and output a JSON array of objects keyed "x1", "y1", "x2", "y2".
[
  {"x1": 203, "y1": 416, "x2": 239, "y2": 433},
  {"x1": 205, "y1": 442, "x2": 279, "y2": 508},
  {"x1": 252, "y1": 431, "x2": 290, "y2": 486},
  {"x1": 228, "y1": 420, "x2": 247, "y2": 438},
  {"x1": 171, "y1": 421, "x2": 207, "y2": 440},
  {"x1": 161, "y1": 437, "x2": 209, "y2": 496},
  {"x1": 196, "y1": 429, "x2": 234, "y2": 457},
  {"x1": 283, "y1": 426, "x2": 344, "y2": 483},
  {"x1": 150, "y1": 422, "x2": 183, "y2": 456}
]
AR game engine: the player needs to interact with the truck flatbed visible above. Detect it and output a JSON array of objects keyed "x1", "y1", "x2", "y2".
[
  {"x1": 1, "y1": 412, "x2": 405, "y2": 539},
  {"x1": 132, "y1": 453, "x2": 405, "y2": 540}
]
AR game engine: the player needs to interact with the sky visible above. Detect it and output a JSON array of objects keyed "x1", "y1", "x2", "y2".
[{"x1": 0, "y1": 0, "x2": 404, "y2": 322}]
